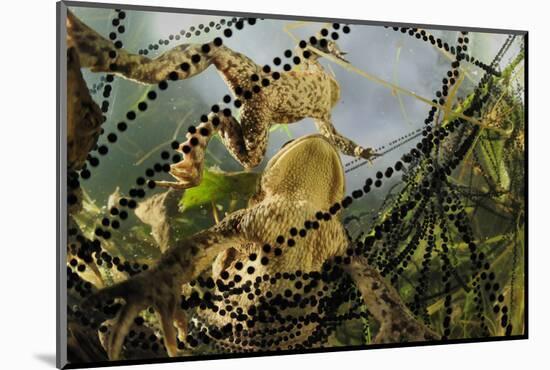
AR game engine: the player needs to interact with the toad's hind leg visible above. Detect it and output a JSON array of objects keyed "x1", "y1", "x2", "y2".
[
  {"x1": 67, "y1": 10, "x2": 262, "y2": 86},
  {"x1": 82, "y1": 210, "x2": 248, "y2": 360},
  {"x1": 156, "y1": 112, "x2": 268, "y2": 190},
  {"x1": 68, "y1": 9, "x2": 218, "y2": 84},
  {"x1": 345, "y1": 256, "x2": 440, "y2": 343}
]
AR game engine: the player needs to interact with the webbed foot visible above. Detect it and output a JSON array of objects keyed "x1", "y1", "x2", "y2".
[
  {"x1": 155, "y1": 120, "x2": 215, "y2": 190},
  {"x1": 82, "y1": 270, "x2": 186, "y2": 360},
  {"x1": 355, "y1": 146, "x2": 380, "y2": 161}
]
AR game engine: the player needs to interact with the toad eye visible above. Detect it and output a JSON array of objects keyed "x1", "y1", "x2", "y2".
[{"x1": 281, "y1": 139, "x2": 295, "y2": 149}]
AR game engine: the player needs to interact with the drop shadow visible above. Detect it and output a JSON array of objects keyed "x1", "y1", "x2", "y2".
[{"x1": 34, "y1": 353, "x2": 57, "y2": 367}]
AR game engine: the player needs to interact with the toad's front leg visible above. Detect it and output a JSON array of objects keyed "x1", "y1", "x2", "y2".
[
  {"x1": 315, "y1": 118, "x2": 378, "y2": 160},
  {"x1": 156, "y1": 112, "x2": 268, "y2": 189},
  {"x1": 82, "y1": 209, "x2": 248, "y2": 359}
]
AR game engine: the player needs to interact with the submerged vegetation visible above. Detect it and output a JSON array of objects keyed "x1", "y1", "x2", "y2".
[{"x1": 342, "y1": 36, "x2": 525, "y2": 342}]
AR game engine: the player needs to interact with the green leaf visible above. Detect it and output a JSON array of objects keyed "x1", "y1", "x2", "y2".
[{"x1": 180, "y1": 167, "x2": 260, "y2": 211}]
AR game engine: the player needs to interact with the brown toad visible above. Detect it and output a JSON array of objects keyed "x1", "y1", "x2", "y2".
[
  {"x1": 84, "y1": 135, "x2": 437, "y2": 360},
  {"x1": 66, "y1": 11, "x2": 377, "y2": 189}
]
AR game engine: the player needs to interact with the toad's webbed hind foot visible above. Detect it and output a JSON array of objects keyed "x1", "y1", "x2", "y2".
[
  {"x1": 82, "y1": 271, "x2": 185, "y2": 360},
  {"x1": 83, "y1": 212, "x2": 246, "y2": 360}
]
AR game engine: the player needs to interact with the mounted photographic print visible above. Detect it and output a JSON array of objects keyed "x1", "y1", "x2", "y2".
[{"x1": 56, "y1": 1, "x2": 527, "y2": 368}]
